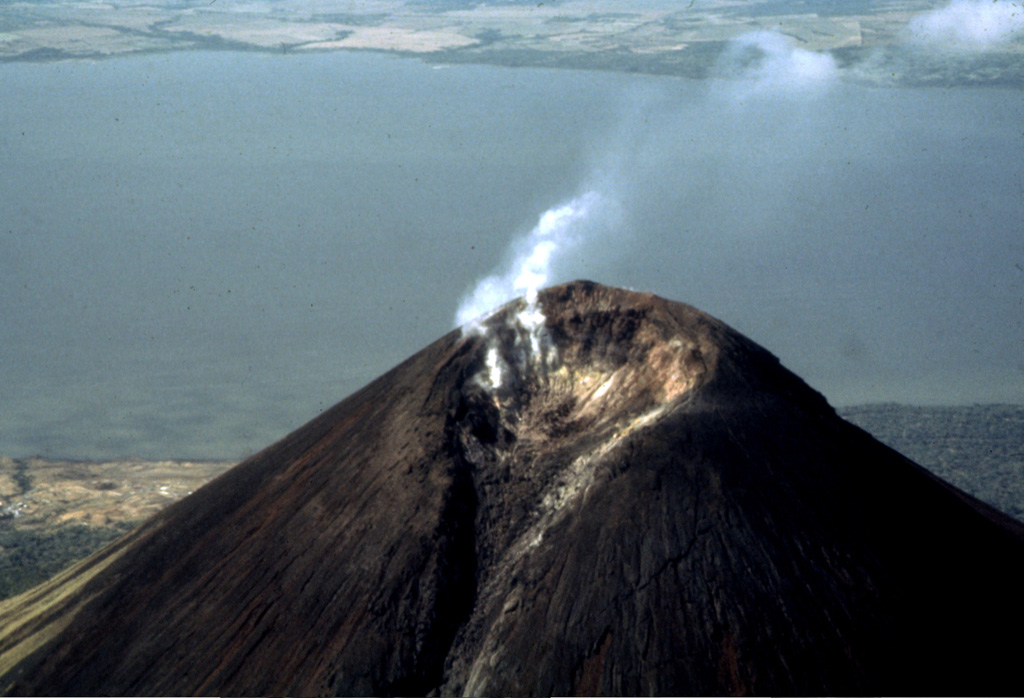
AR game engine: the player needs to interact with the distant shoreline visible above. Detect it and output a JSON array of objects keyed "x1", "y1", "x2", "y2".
[
  {"x1": 1, "y1": 402, "x2": 1021, "y2": 602},
  {"x1": 2, "y1": 0, "x2": 1023, "y2": 87},
  {"x1": 3, "y1": 401, "x2": 1022, "y2": 465},
  {"x1": 4, "y1": 42, "x2": 1024, "y2": 90}
]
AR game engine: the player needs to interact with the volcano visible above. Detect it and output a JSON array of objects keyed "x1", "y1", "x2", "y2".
[{"x1": 1, "y1": 281, "x2": 1023, "y2": 696}]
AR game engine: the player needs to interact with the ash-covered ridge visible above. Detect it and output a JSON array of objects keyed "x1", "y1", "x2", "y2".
[{"x1": 1, "y1": 280, "x2": 1023, "y2": 697}]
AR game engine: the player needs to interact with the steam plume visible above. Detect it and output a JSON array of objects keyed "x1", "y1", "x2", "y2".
[
  {"x1": 717, "y1": 31, "x2": 839, "y2": 98},
  {"x1": 906, "y1": 0, "x2": 1024, "y2": 48},
  {"x1": 456, "y1": 190, "x2": 604, "y2": 329},
  {"x1": 454, "y1": 28, "x2": 838, "y2": 350},
  {"x1": 455, "y1": 190, "x2": 608, "y2": 390}
]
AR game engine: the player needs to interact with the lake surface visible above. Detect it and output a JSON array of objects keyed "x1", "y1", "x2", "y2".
[{"x1": 3, "y1": 50, "x2": 1022, "y2": 459}]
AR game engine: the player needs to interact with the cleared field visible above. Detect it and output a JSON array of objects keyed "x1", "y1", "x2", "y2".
[
  {"x1": 0, "y1": 457, "x2": 233, "y2": 600},
  {"x1": 3, "y1": 0, "x2": 1018, "y2": 84}
]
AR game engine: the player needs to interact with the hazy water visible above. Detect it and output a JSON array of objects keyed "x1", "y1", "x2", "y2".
[{"x1": 2, "y1": 51, "x2": 1022, "y2": 459}]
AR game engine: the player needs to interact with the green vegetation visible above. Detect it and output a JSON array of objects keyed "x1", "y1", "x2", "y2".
[
  {"x1": 0, "y1": 523, "x2": 135, "y2": 601},
  {"x1": 426, "y1": 42, "x2": 727, "y2": 78}
]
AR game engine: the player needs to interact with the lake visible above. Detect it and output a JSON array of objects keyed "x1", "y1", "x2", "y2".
[{"x1": 2, "y1": 49, "x2": 1022, "y2": 459}]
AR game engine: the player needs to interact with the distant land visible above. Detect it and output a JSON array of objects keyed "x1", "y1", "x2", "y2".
[
  {"x1": 0, "y1": 456, "x2": 232, "y2": 600},
  {"x1": 839, "y1": 403, "x2": 1024, "y2": 522},
  {"x1": 1, "y1": 403, "x2": 1021, "y2": 602},
  {"x1": 2, "y1": 0, "x2": 1022, "y2": 85}
]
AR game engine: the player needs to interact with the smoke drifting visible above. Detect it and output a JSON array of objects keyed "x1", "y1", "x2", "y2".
[
  {"x1": 716, "y1": 31, "x2": 839, "y2": 98},
  {"x1": 455, "y1": 0, "x2": 1005, "y2": 329},
  {"x1": 452, "y1": 27, "x2": 845, "y2": 393},
  {"x1": 455, "y1": 191, "x2": 610, "y2": 389},
  {"x1": 906, "y1": 0, "x2": 1024, "y2": 48},
  {"x1": 450, "y1": 1, "x2": 1020, "y2": 400},
  {"x1": 455, "y1": 190, "x2": 606, "y2": 330},
  {"x1": 454, "y1": 27, "x2": 843, "y2": 339}
]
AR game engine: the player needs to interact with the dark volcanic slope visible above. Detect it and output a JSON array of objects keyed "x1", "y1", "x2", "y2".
[{"x1": 2, "y1": 281, "x2": 1023, "y2": 696}]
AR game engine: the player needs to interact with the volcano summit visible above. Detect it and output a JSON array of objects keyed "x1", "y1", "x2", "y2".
[{"x1": 1, "y1": 281, "x2": 1022, "y2": 695}]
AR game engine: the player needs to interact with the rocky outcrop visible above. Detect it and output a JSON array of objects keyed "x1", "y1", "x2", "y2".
[{"x1": 1, "y1": 281, "x2": 1022, "y2": 696}]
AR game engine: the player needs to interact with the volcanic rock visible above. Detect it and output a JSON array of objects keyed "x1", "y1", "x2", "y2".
[{"x1": 1, "y1": 280, "x2": 1022, "y2": 696}]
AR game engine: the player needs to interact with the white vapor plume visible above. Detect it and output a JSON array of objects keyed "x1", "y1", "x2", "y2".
[
  {"x1": 717, "y1": 31, "x2": 839, "y2": 99},
  {"x1": 456, "y1": 29, "x2": 838, "y2": 348},
  {"x1": 452, "y1": 28, "x2": 852, "y2": 394},
  {"x1": 906, "y1": 0, "x2": 1024, "y2": 48},
  {"x1": 456, "y1": 190, "x2": 604, "y2": 329},
  {"x1": 456, "y1": 189, "x2": 609, "y2": 391}
]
